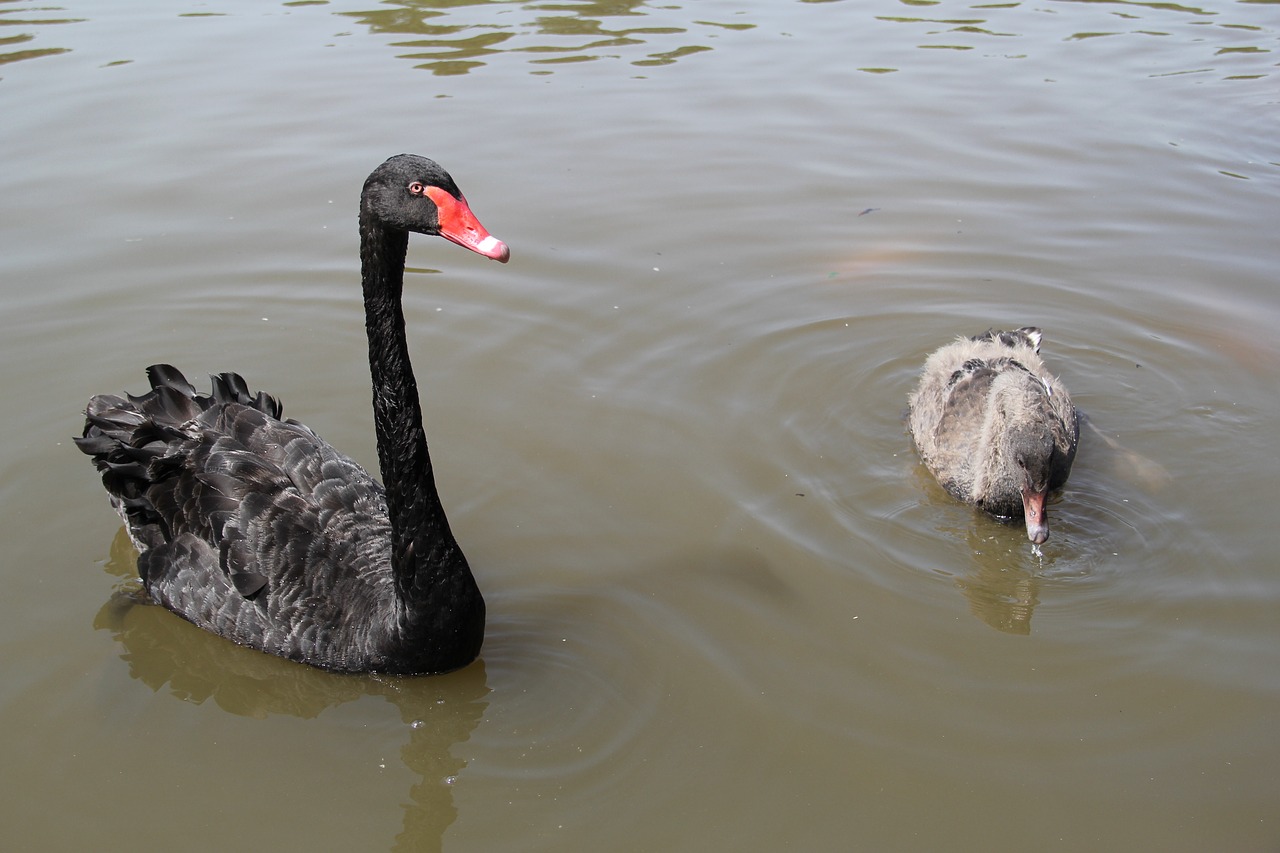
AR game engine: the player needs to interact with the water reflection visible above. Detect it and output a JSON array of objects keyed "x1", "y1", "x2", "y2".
[
  {"x1": 907, "y1": 464, "x2": 1046, "y2": 634},
  {"x1": 3, "y1": 0, "x2": 1274, "y2": 81},
  {"x1": 0, "y1": 1, "x2": 80, "y2": 68},
  {"x1": 92, "y1": 529, "x2": 489, "y2": 852},
  {"x1": 956, "y1": 526, "x2": 1043, "y2": 635},
  {"x1": 871, "y1": 0, "x2": 1274, "y2": 79},
  {"x1": 337, "y1": 0, "x2": 745, "y2": 74}
]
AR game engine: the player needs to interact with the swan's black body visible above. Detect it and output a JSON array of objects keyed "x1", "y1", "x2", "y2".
[{"x1": 76, "y1": 155, "x2": 508, "y2": 674}]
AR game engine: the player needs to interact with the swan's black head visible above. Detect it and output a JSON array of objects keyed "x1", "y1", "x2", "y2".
[{"x1": 362, "y1": 154, "x2": 509, "y2": 262}]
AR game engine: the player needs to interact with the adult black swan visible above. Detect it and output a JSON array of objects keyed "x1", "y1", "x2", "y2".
[
  {"x1": 75, "y1": 154, "x2": 508, "y2": 674},
  {"x1": 907, "y1": 327, "x2": 1079, "y2": 545}
]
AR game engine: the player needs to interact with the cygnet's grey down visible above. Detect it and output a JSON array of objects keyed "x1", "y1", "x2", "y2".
[{"x1": 907, "y1": 327, "x2": 1079, "y2": 544}]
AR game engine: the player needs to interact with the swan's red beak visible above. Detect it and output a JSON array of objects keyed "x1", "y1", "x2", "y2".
[
  {"x1": 425, "y1": 186, "x2": 510, "y2": 263},
  {"x1": 1021, "y1": 485, "x2": 1049, "y2": 545}
]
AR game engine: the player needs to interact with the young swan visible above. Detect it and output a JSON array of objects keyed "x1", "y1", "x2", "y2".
[{"x1": 907, "y1": 328, "x2": 1079, "y2": 544}]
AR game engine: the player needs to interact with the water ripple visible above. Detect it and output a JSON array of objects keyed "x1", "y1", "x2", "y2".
[{"x1": 338, "y1": 0, "x2": 746, "y2": 74}]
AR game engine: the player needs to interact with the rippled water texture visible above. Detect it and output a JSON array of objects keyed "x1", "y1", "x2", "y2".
[{"x1": 2, "y1": 0, "x2": 1278, "y2": 850}]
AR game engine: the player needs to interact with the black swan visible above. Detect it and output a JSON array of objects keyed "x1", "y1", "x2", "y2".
[
  {"x1": 75, "y1": 154, "x2": 508, "y2": 674},
  {"x1": 907, "y1": 327, "x2": 1079, "y2": 544}
]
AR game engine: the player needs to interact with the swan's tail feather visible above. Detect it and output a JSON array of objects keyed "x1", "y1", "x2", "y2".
[
  {"x1": 76, "y1": 366, "x2": 287, "y2": 547},
  {"x1": 971, "y1": 327, "x2": 1042, "y2": 352},
  {"x1": 146, "y1": 364, "x2": 198, "y2": 398},
  {"x1": 210, "y1": 371, "x2": 283, "y2": 419}
]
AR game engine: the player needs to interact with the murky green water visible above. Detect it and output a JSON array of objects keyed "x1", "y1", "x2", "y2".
[{"x1": 2, "y1": 1, "x2": 1278, "y2": 850}]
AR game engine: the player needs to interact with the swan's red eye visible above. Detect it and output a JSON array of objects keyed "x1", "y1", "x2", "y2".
[{"x1": 408, "y1": 181, "x2": 425, "y2": 195}]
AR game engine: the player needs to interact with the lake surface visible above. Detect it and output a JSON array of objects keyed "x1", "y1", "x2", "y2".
[{"x1": 2, "y1": 0, "x2": 1278, "y2": 849}]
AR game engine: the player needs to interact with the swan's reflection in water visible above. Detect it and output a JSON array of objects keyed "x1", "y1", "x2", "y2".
[
  {"x1": 907, "y1": 464, "x2": 1043, "y2": 635},
  {"x1": 955, "y1": 525, "x2": 1042, "y2": 636},
  {"x1": 93, "y1": 528, "x2": 489, "y2": 852}
]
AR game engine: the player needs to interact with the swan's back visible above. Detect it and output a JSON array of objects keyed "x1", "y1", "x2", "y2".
[{"x1": 76, "y1": 365, "x2": 408, "y2": 671}]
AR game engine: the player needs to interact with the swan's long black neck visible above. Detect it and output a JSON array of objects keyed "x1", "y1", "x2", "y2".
[{"x1": 358, "y1": 210, "x2": 480, "y2": 642}]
